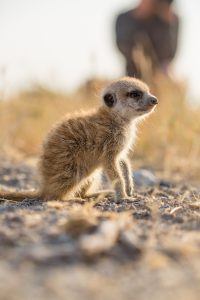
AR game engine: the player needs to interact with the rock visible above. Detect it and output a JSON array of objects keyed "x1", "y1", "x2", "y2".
[
  {"x1": 100, "y1": 169, "x2": 158, "y2": 189},
  {"x1": 133, "y1": 169, "x2": 158, "y2": 187},
  {"x1": 159, "y1": 180, "x2": 174, "y2": 188}
]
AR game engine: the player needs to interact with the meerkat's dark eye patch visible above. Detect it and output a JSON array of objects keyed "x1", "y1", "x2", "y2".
[
  {"x1": 127, "y1": 90, "x2": 143, "y2": 100},
  {"x1": 103, "y1": 93, "x2": 116, "y2": 107}
]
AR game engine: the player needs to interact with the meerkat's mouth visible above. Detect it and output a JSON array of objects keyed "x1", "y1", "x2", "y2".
[
  {"x1": 136, "y1": 107, "x2": 154, "y2": 112},
  {"x1": 128, "y1": 104, "x2": 153, "y2": 113}
]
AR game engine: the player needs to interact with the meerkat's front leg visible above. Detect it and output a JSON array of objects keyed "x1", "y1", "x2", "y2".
[
  {"x1": 103, "y1": 160, "x2": 127, "y2": 200},
  {"x1": 119, "y1": 158, "x2": 134, "y2": 197}
]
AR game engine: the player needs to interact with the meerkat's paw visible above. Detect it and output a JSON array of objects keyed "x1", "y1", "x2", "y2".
[
  {"x1": 126, "y1": 185, "x2": 134, "y2": 197},
  {"x1": 114, "y1": 190, "x2": 127, "y2": 202},
  {"x1": 114, "y1": 185, "x2": 135, "y2": 202}
]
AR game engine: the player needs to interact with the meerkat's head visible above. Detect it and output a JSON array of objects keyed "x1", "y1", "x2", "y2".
[{"x1": 102, "y1": 77, "x2": 158, "y2": 121}]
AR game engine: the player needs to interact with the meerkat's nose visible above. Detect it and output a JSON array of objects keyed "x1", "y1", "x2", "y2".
[{"x1": 149, "y1": 96, "x2": 158, "y2": 106}]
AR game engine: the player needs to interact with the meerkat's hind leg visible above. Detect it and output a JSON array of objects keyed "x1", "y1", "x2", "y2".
[
  {"x1": 74, "y1": 170, "x2": 112, "y2": 199},
  {"x1": 85, "y1": 190, "x2": 115, "y2": 200},
  {"x1": 86, "y1": 172, "x2": 114, "y2": 199},
  {"x1": 74, "y1": 179, "x2": 92, "y2": 198},
  {"x1": 41, "y1": 179, "x2": 76, "y2": 201}
]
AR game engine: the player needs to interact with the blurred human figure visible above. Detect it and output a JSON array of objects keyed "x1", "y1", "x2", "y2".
[{"x1": 115, "y1": 0, "x2": 179, "y2": 78}]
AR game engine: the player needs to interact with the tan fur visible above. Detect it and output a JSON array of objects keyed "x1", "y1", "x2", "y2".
[{"x1": 0, "y1": 77, "x2": 158, "y2": 201}]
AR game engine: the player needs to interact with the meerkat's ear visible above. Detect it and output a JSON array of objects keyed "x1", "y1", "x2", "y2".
[{"x1": 103, "y1": 93, "x2": 116, "y2": 107}]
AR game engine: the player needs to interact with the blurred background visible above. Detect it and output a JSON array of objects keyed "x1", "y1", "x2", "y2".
[{"x1": 0, "y1": 0, "x2": 199, "y2": 183}]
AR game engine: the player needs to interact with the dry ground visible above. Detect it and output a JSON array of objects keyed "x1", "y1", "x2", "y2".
[{"x1": 0, "y1": 158, "x2": 199, "y2": 300}]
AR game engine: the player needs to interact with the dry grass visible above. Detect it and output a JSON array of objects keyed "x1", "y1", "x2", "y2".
[{"x1": 0, "y1": 75, "x2": 200, "y2": 182}]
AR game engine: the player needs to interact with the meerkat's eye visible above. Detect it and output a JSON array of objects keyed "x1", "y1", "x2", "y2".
[{"x1": 127, "y1": 90, "x2": 143, "y2": 100}]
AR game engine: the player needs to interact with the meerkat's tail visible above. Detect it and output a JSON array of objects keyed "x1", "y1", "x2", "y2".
[{"x1": 0, "y1": 190, "x2": 41, "y2": 201}]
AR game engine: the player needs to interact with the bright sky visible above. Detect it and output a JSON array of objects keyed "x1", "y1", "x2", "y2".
[{"x1": 0, "y1": 0, "x2": 199, "y2": 98}]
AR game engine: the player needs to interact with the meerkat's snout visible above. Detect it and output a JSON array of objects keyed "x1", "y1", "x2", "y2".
[
  {"x1": 142, "y1": 95, "x2": 158, "y2": 111},
  {"x1": 136, "y1": 94, "x2": 158, "y2": 114},
  {"x1": 148, "y1": 96, "x2": 158, "y2": 106}
]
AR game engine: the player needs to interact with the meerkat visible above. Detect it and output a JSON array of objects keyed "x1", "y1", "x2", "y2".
[{"x1": 0, "y1": 77, "x2": 158, "y2": 201}]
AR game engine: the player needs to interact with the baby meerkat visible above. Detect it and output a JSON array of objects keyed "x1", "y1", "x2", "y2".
[{"x1": 0, "y1": 77, "x2": 158, "y2": 201}]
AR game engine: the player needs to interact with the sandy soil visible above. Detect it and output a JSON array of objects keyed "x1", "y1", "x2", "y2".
[{"x1": 0, "y1": 158, "x2": 199, "y2": 300}]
